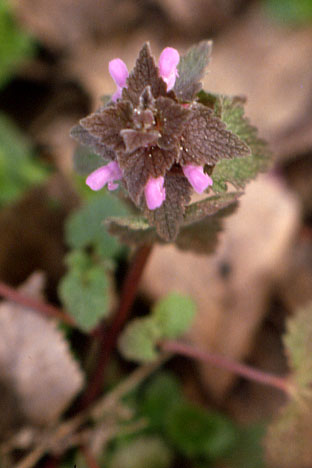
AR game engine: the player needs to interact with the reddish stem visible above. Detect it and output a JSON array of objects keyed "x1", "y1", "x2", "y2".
[
  {"x1": 0, "y1": 281, "x2": 75, "y2": 326},
  {"x1": 81, "y1": 244, "x2": 153, "y2": 407},
  {"x1": 81, "y1": 447, "x2": 101, "y2": 468},
  {"x1": 162, "y1": 340, "x2": 291, "y2": 394}
]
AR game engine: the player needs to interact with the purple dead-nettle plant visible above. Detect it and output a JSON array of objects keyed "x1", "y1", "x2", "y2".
[{"x1": 71, "y1": 41, "x2": 269, "y2": 246}]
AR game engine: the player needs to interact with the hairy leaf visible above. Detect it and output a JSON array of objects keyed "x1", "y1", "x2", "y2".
[
  {"x1": 65, "y1": 193, "x2": 129, "y2": 258},
  {"x1": 183, "y1": 192, "x2": 242, "y2": 225},
  {"x1": 155, "y1": 96, "x2": 191, "y2": 150},
  {"x1": 118, "y1": 318, "x2": 162, "y2": 363},
  {"x1": 179, "y1": 103, "x2": 250, "y2": 167},
  {"x1": 210, "y1": 95, "x2": 271, "y2": 191},
  {"x1": 174, "y1": 40, "x2": 213, "y2": 101},
  {"x1": 176, "y1": 202, "x2": 238, "y2": 253},
  {"x1": 80, "y1": 101, "x2": 133, "y2": 151},
  {"x1": 152, "y1": 292, "x2": 196, "y2": 339},
  {"x1": 118, "y1": 146, "x2": 176, "y2": 204},
  {"x1": 106, "y1": 216, "x2": 158, "y2": 246},
  {"x1": 106, "y1": 194, "x2": 239, "y2": 254},
  {"x1": 146, "y1": 170, "x2": 192, "y2": 241},
  {"x1": 122, "y1": 42, "x2": 167, "y2": 105},
  {"x1": 71, "y1": 124, "x2": 115, "y2": 162},
  {"x1": 120, "y1": 128, "x2": 159, "y2": 153},
  {"x1": 73, "y1": 146, "x2": 106, "y2": 176},
  {"x1": 58, "y1": 250, "x2": 112, "y2": 331}
]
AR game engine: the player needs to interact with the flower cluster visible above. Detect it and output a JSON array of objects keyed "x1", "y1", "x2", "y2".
[{"x1": 71, "y1": 42, "x2": 250, "y2": 240}]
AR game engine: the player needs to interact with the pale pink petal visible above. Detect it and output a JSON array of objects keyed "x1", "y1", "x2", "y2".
[
  {"x1": 158, "y1": 47, "x2": 179, "y2": 91},
  {"x1": 182, "y1": 165, "x2": 213, "y2": 193},
  {"x1": 109, "y1": 58, "x2": 129, "y2": 101},
  {"x1": 111, "y1": 88, "x2": 122, "y2": 102},
  {"x1": 86, "y1": 161, "x2": 122, "y2": 191},
  {"x1": 107, "y1": 181, "x2": 119, "y2": 191},
  {"x1": 108, "y1": 59, "x2": 129, "y2": 88},
  {"x1": 144, "y1": 176, "x2": 166, "y2": 210}
]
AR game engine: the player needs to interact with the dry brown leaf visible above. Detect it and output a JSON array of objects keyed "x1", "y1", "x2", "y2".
[
  {"x1": 156, "y1": 0, "x2": 245, "y2": 35},
  {"x1": 0, "y1": 273, "x2": 84, "y2": 432},
  {"x1": 13, "y1": 0, "x2": 140, "y2": 50}
]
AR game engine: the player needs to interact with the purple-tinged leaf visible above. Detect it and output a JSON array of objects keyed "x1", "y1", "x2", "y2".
[
  {"x1": 210, "y1": 94, "x2": 271, "y2": 191},
  {"x1": 122, "y1": 43, "x2": 167, "y2": 105},
  {"x1": 183, "y1": 192, "x2": 242, "y2": 225},
  {"x1": 120, "y1": 129, "x2": 160, "y2": 153},
  {"x1": 80, "y1": 101, "x2": 133, "y2": 151},
  {"x1": 156, "y1": 96, "x2": 191, "y2": 150},
  {"x1": 106, "y1": 216, "x2": 159, "y2": 247},
  {"x1": 176, "y1": 203, "x2": 238, "y2": 254},
  {"x1": 179, "y1": 103, "x2": 250, "y2": 166},
  {"x1": 145, "y1": 170, "x2": 192, "y2": 241},
  {"x1": 70, "y1": 124, "x2": 115, "y2": 161},
  {"x1": 174, "y1": 40, "x2": 213, "y2": 101},
  {"x1": 118, "y1": 146, "x2": 176, "y2": 204}
]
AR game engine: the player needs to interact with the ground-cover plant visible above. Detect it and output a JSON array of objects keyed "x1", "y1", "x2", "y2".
[
  {"x1": 0, "y1": 0, "x2": 34, "y2": 89},
  {"x1": 3, "y1": 40, "x2": 311, "y2": 468}
]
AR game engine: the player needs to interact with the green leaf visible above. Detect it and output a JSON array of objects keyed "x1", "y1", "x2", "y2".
[
  {"x1": 166, "y1": 402, "x2": 237, "y2": 459},
  {"x1": 106, "y1": 215, "x2": 158, "y2": 247},
  {"x1": 228, "y1": 425, "x2": 265, "y2": 468},
  {"x1": 176, "y1": 202, "x2": 238, "y2": 254},
  {"x1": 109, "y1": 436, "x2": 173, "y2": 468},
  {"x1": 73, "y1": 146, "x2": 105, "y2": 176},
  {"x1": 58, "y1": 250, "x2": 112, "y2": 331},
  {"x1": 0, "y1": 0, "x2": 34, "y2": 89},
  {"x1": 174, "y1": 40, "x2": 213, "y2": 101},
  {"x1": 107, "y1": 193, "x2": 239, "y2": 254},
  {"x1": 65, "y1": 193, "x2": 129, "y2": 258},
  {"x1": 183, "y1": 192, "x2": 242, "y2": 225},
  {"x1": 118, "y1": 318, "x2": 162, "y2": 363},
  {"x1": 0, "y1": 113, "x2": 48, "y2": 206},
  {"x1": 152, "y1": 292, "x2": 196, "y2": 339},
  {"x1": 140, "y1": 372, "x2": 183, "y2": 431},
  {"x1": 206, "y1": 95, "x2": 271, "y2": 192},
  {"x1": 265, "y1": 0, "x2": 312, "y2": 25},
  {"x1": 283, "y1": 302, "x2": 312, "y2": 390}
]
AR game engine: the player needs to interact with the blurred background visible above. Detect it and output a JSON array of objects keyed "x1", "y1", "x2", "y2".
[{"x1": 1, "y1": 0, "x2": 312, "y2": 467}]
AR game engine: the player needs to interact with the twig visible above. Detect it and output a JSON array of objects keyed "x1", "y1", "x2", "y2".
[
  {"x1": 162, "y1": 340, "x2": 291, "y2": 394},
  {"x1": 81, "y1": 244, "x2": 153, "y2": 407},
  {"x1": 14, "y1": 446, "x2": 46, "y2": 468},
  {"x1": 0, "y1": 281, "x2": 75, "y2": 326},
  {"x1": 12, "y1": 355, "x2": 168, "y2": 468},
  {"x1": 90, "y1": 353, "x2": 170, "y2": 420}
]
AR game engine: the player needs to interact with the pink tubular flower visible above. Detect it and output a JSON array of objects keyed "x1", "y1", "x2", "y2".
[
  {"x1": 86, "y1": 161, "x2": 123, "y2": 191},
  {"x1": 182, "y1": 165, "x2": 213, "y2": 193},
  {"x1": 144, "y1": 176, "x2": 166, "y2": 210},
  {"x1": 158, "y1": 47, "x2": 179, "y2": 91},
  {"x1": 109, "y1": 58, "x2": 129, "y2": 101}
]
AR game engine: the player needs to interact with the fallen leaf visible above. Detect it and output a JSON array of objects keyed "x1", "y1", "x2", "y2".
[{"x1": 0, "y1": 273, "x2": 84, "y2": 430}]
